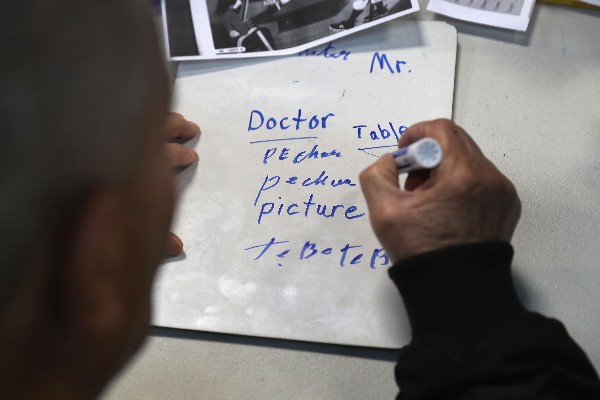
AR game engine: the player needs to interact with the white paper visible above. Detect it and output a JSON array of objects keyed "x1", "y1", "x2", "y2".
[
  {"x1": 579, "y1": 0, "x2": 600, "y2": 6},
  {"x1": 162, "y1": 0, "x2": 419, "y2": 60},
  {"x1": 427, "y1": 0, "x2": 536, "y2": 31}
]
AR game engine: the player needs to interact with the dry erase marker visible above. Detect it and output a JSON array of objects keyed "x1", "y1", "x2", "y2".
[{"x1": 392, "y1": 138, "x2": 442, "y2": 173}]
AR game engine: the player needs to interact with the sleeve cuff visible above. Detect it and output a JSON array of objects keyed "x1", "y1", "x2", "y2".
[{"x1": 389, "y1": 241, "x2": 525, "y2": 341}]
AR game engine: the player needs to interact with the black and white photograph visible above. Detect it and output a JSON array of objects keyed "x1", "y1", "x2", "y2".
[{"x1": 162, "y1": 0, "x2": 418, "y2": 60}]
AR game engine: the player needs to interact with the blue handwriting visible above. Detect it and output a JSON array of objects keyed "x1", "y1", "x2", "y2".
[
  {"x1": 250, "y1": 136, "x2": 318, "y2": 145},
  {"x1": 298, "y1": 42, "x2": 351, "y2": 61},
  {"x1": 353, "y1": 122, "x2": 407, "y2": 141},
  {"x1": 370, "y1": 52, "x2": 409, "y2": 75},
  {"x1": 248, "y1": 109, "x2": 335, "y2": 132},
  {"x1": 263, "y1": 144, "x2": 341, "y2": 164},
  {"x1": 254, "y1": 170, "x2": 356, "y2": 206},
  {"x1": 244, "y1": 237, "x2": 390, "y2": 269},
  {"x1": 254, "y1": 193, "x2": 364, "y2": 224}
]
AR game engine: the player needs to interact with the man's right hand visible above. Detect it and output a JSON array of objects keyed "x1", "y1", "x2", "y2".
[
  {"x1": 164, "y1": 112, "x2": 200, "y2": 257},
  {"x1": 359, "y1": 119, "x2": 521, "y2": 264}
]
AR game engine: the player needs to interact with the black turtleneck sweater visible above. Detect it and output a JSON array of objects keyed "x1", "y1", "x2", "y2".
[{"x1": 388, "y1": 241, "x2": 600, "y2": 399}]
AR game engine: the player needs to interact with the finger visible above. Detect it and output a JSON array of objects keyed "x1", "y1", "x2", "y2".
[
  {"x1": 166, "y1": 112, "x2": 201, "y2": 141},
  {"x1": 399, "y1": 119, "x2": 460, "y2": 148},
  {"x1": 453, "y1": 122, "x2": 485, "y2": 157},
  {"x1": 404, "y1": 169, "x2": 430, "y2": 191},
  {"x1": 166, "y1": 143, "x2": 198, "y2": 168},
  {"x1": 401, "y1": 119, "x2": 483, "y2": 160},
  {"x1": 165, "y1": 232, "x2": 183, "y2": 257},
  {"x1": 398, "y1": 119, "x2": 479, "y2": 182},
  {"x1": 359, "y1": 154, "x2": 406, "y2": 215},
  {"x1": 394, "y1": 120, "x2": 457, "y2": 187}
]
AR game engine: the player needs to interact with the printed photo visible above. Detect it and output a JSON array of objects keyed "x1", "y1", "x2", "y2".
[{"x1": 162, "y1": 0, "x2": 418, "y2": 60}]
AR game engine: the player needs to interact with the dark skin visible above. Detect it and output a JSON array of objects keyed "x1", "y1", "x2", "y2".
[{"x1": 359, "y1": 119, "x2": 521, "y2": 263}]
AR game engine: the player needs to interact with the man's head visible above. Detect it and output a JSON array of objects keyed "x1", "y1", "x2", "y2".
[{"x1": 0, "y1": 1, "x2": 172, "y2": 397}]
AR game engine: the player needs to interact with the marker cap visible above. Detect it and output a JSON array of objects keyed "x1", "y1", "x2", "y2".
[{"x1": 392, "y1": 137, "x2": 443, "y2": 173}]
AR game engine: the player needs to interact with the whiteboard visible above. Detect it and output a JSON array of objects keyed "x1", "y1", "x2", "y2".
[{"x1": 153, "y1": 21, "x2": 457, "y2": 348}]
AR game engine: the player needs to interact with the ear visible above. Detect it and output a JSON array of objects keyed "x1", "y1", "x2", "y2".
[{"x1": 63, "y1": 184, "x2": 131, "y2": 343}]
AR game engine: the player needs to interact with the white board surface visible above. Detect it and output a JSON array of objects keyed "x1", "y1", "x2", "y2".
[{"x1": 154, "y1": 21, "x2": 457, "y2": 348}]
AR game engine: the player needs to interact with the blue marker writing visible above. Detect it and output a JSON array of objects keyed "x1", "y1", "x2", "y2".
[{"x1": 391, "y1": 138, "x2": 442, "y2": 173}]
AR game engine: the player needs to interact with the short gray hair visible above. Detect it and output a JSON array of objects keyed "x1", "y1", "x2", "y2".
[{"x1": 0, "y1": 0, "x2": 164, "y2": 306}]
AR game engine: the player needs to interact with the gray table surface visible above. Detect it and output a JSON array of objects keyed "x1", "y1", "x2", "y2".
[{"x1": 102, "y1": 2, "x2": 600, "y2": 399}]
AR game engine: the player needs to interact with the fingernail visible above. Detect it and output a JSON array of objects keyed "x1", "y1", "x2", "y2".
[
  {"x1": 191, "y1": 149, "x2": 199, "y2": 163},
  {"x1": 183, "y1": 147, "x2": 199, "y2": 164},
  {"x1": 166, "y1": 236, "x2": 183, "y2": 256},
  {"x1": 191, "y1": 122, "x2": 201, "y2": 134}
]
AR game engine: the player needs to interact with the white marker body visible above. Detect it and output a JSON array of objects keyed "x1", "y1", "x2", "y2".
[{"x1": 391, "y1": 138, "x2": 443, "y2": 173}]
